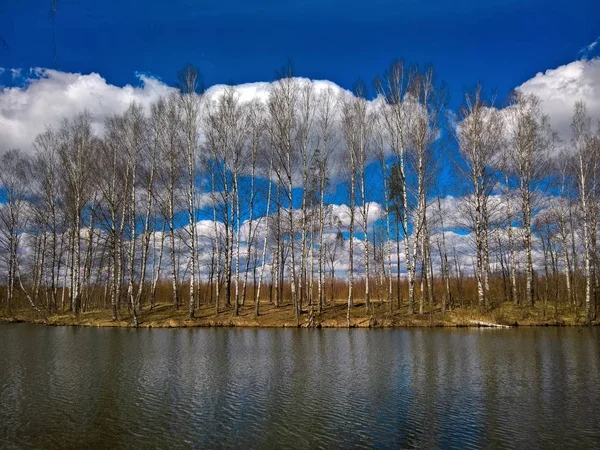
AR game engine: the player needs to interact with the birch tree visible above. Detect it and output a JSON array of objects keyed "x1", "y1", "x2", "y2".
[
  {"x1": 315, "y1": 86, "x2": 338, "y2": 313},
  {"x1": 376, "y1": 62, "x2": 419, "y2": 314},
  {"x1": 32, "y1": 129, "x2": 63, "y2": 313},
  {"x1": 57, "y1": 112, "x2": 96, "y2": 314},
  {"x1": 340, "y1": 89, "x2": 359, "y2": 324},
  {"x1": 178, "y1": 66, "x2": 203, "y2": 319},
  {"x1": 507, "y1": 92, "x2": 554, "y2": 306},
  {"x1": 0, "y1": 150, "x2": 32, "y2": 313},
  {"x1": 456, "y1": 86, "x2": 503, "y2": 312},
  {"x1": 269, "y1": 70, "x2": 300, "y2": 324},
  {"x1": 572, "y1": 101, "x2": 596, "y2": 324}
]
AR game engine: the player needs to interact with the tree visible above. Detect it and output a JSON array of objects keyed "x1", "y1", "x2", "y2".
[
  {"x1": 376, "y1": 61, "x2": 417, "y2": 314},
  {"x1": 0, "y1": 150, "x2": 32, "y2": 313},
  {"x1": 268, "y1": 69, "x2": 300, "y2": 325},
  {"x1": 572, "y1": 101, "x2": 597, "y2": 324},
  {"x1": 57, "y1": 112, "x2": 96, "y2": 314},
  {"x1": 177, "y1": 65, "x2": 203, "y2": 319},
  {"x1": 455, "y1": 85, "x2": 503, "y2": 313},
  {"x1": 32, "y1": 129, "x2": 63, "y2": 313},
  {"x1": 507, "y1": 92, "x2": 554, "y2": 307},
  {"x1": 340, "y1": 88, "x2": 360, "y2": 325},
  {"x1": 315, "y1": 86, "x2": 338, "y2": 314}
]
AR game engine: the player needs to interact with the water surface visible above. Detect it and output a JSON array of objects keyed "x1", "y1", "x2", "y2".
[{"x1": 1, "y1": 325, "x2": 599, "y2": 448}]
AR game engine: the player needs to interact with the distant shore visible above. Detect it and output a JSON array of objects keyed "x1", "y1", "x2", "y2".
[{"x1": 2, "y1": 301, "x2": 598, "y2": 328}]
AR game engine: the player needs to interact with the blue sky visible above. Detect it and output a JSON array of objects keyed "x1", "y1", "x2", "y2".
[
  {"x1": 0, "y1": 0, "x2": 599, "y2": 276},
  {"x1": 1, "y1": 0, "x2": 599, "y2": 106}
]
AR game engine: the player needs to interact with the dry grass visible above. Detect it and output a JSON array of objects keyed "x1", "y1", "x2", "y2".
[
  {"x1": 1, "y1": 297, "x2": 595, "y2": 329},
  {"x1": 1, "y1": 275, "x2": 597, "y2": 328}
]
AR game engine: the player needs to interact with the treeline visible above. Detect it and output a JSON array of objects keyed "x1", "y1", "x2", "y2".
[{"x1": 1, "y1": 62, "x2": 599, "y2": 326}]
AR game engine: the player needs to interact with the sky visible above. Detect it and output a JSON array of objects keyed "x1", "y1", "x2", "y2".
[
  {"x1": 0, "y1": 0, "x2": 599, "y2": 197},
  {"x1": 0, "y1": 0, "x2": 599, "y2": 170},
  {"x1": 0, "y1": 0, "x2": 599, "y2": 105},
  {"x1": 0, "y1": 0, "x2": 600, "y2": 276}
]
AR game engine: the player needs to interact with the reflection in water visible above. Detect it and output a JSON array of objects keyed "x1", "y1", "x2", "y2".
[{"x1": 0, "y1": 326, "x2": 599, "y2": 449}]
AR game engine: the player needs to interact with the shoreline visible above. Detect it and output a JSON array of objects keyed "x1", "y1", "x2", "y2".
[
  {"x1": 2, "y1": 302, "x2": 598, "y2": 329},
  {"x1": 2, "y1": 318, "x2": 596, "y2": 329}
]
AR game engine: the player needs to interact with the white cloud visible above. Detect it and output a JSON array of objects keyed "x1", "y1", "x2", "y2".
[
  {"x1": 516, "y1": 58, "x2": 600, "y2": 140},
  {"x1": 195, "y1": 219, "x2": 224, "y2": 241},
  {"x1": 325, "y1": 202, "x2": 385, "y2": 232},
  {"x1": 204, "y1": 81, "x2": 271, "y2": 105},
  {"x1": 204, "y1": 77, "x2": 349, "y2": 106},
  {"x1": 0, "y1": 68, "x2": 173, "y2": 154},
  {"x1": 578, "y1": 36, "x2": 600, "y2": 59},
  {"x1": 2, "y1": 58, "x2": 597, "y2": 158},
  {"x1": 0, "y1": 69, "x2": 367, "y2": 185}
]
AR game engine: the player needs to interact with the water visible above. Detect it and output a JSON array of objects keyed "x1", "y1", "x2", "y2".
[{"x1": 0, "y1": 325, "x2": 599, "y2": 449}]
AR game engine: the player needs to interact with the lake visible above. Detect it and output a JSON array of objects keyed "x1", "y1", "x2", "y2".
[{"x1": 0, "y1": 325, "x2": 599, "y2": 449}]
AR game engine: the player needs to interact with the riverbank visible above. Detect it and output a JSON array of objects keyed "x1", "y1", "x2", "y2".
[{"x1": 1, "y1": 300, "x2": 597, "y2": 328}]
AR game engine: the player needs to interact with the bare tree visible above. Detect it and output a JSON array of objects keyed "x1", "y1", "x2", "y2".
[
  {"x1": 57, "y1": 112, "x2": 96, "y2": 314},
  {"x1": 376, "y1": 62, "x2": 419, "y2": 314},
  {"x1": 32, "y1": 129, "x2": 63, "y2": 313},
  {"x1": 135, "y1": 99, "x2": 162, "y2": 310},
  {"x1": 0, "y1": 150, "x2": 32, "y2": 313},
  {"x1": 455, "y1": 85, "x2": 503, "y2": 313},
  {"x1": 406, "y1": 67, "x2": 443, "y2": 314},
  {"x1": 572, "y1": 101, "x2": 596, "y2": 323},
  {"x1": 340, "y1": 88, "x2": 360, "y2": 325},
  {"x1": 158, "y1": 94, "x2": 185, "y2": 311},
  {"x1": 507, "y1": 92, "x2": 554, "y2": 306},
  {"x1": 268, "y1": 69, "x2": 300, "y2": 324},
  {"x1": 315, "y1": 87, "x2": 338, "y2": 314},
  {"x1": 242, "y1": 100, "x2": 266, "y2": 309},
  {"x1": 178, "y1": 66, "x2": 203, "y2": 319}
]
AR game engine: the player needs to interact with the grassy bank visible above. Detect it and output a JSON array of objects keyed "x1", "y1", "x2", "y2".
[{"x1": 1, "y1": 299, "x2": 597, "y2": 328}]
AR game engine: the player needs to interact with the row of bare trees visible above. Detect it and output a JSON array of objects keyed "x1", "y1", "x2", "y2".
[
  {"x1": 456, "y1": 89, "x2": 600, "y2": 323},
  {"x1": 1, "y1": 63, "x2": 599, "y2": 324}
]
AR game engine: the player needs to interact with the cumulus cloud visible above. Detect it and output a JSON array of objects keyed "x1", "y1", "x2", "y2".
[
  {"x1": 2, "y1": 57, "x2": 597, "y2": 158},
  {"x1": 0, "y1": 69, "x2": 367, "y2": 185},
  {"x1": 204, "y1": 77, "x2": 349, "y2": 105},
  {"x1": 516, "y1": 58, "x2": 600, "y2": 140},
  {"x1": 0, "y1": 68, "x2": 173, "y2": 154},
  {"x1": 327, "y1": 202, "x2": 386, "y2": 232}
]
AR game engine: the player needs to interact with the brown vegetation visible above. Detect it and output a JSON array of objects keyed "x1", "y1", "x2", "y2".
[{"x1": 2, "y1": 277, "x2": 597, "y2": 328}]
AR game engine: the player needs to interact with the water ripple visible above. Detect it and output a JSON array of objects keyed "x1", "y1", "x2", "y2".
[{"x1": 0, "y1": 326, "x2": 599, "y2": 449}]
